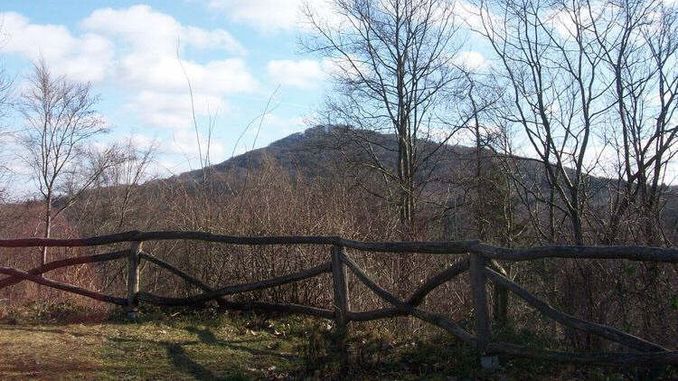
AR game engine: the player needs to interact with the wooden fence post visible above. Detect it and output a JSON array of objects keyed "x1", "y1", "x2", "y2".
[
  {"x1": 127, "y1": 241, "x2": 143, "y2": 319},
  {"x1": 490, "y1": 260, "x2": 509, "y2": 329},
  {"x1": 470, "y1": 252, "x2": 498, "y2": 369},
  {"x1": 331, "y1": 245, "x2": 350, "y2": 369}
]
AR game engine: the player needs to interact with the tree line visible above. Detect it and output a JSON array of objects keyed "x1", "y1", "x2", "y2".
[
  {"x1": 0, "y1": 0, "x2": 674, "y2": 249},
  {"x1": 303, "y1": 0, "x2": 677, "y2": 247}
]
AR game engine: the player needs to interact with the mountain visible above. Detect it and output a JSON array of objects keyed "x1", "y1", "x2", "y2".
[
  {"x1": 179, "y1": 125, "x2": 482, "y2": 185},
  {"x1": 190, "y1": 125, "x2": 353, "y2": 179},
  {"x1": 171, "y1": 124, "x2": 678, "y2": 215}
]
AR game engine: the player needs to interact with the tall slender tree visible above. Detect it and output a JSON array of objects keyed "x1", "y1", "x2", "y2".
[
  {"x1": 0, "y1": 66, "x2": 11, "y2": 200},
  {"x1": 19, "y1": 60, "x2": 108, "y2": 266},
  {"x1": 303, "y1": 0, "x2": 462, "y2": 235}
]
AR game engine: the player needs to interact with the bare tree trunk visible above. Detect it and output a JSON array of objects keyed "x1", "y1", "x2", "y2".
[{"x1": 41, "y1": 194, "x2": 52, "y2": 268}]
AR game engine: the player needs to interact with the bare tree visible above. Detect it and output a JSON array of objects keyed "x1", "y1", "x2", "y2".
[
  {"x1": 591, "y1": 0, "x2": 678, "y2": 245},
  {"x1": 475, "y1": 0, "x2": 677, "y2": 245},
  {"x1": 0, "y1": 65, "x2": 13, "y2": 200},
  {"x1": 472, "y1": 0, "x2": 677, "y2": 350},
  {"x1": 476, "y1": 0, "x2": 615, "y2": 245},
  {"x1": 303, "y1": 0, "x2": 462, "y2": 235},
  {"x1": 19, "y1": 60, "x2": 109, "y2": 266},
  {"x1": 0, "y1": 65, "x2": 11, "y2": 121},
  {"x1": 84, "y1": 137, "x2": 157, "y2": 231}
]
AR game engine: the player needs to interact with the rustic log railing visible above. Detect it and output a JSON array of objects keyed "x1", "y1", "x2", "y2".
[{"x1": 0, "y1": 230, "x2": 677, "y2": 367}]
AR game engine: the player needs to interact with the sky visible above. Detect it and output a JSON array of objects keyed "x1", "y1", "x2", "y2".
[
  {"x1": 2, "y1": 0, "x2": 674, "y2": 199},
  {"x1": 0, "y1": 0, "x2": 341, "y2": 189}
]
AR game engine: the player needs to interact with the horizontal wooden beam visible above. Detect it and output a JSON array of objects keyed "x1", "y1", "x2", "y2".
[
  {"x1": 485, "y1": 268, "x2": 668, "y2": 352},
  {"x1": 0, "y1": 231, "x2": 480, "y2": 254},
  {"x1": 0, "y1": 250, "x2": 127, "y2": 290},
  {"x1": 137, "y1": 261, "x2": 331, "y2": 306},
  {"x1": 476, "y1": 243, "x2": 678, "y2": 262},
  {"x1": 0, "y1": 267, "x2": 126, "y2": 305},
  {"x1": 220, "y1": 300, "x2": 334, "y2": 319},
  {"x1": 0, "y1": 231, "x2": 675, "y2": 262}
]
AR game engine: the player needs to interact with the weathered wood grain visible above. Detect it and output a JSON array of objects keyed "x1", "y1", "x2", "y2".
[
  {"x1": 331, "y1": 245, "x2": 350, "y2": 369},
  {"x1": 0, "y1": 267, "x2": 126, "y2": 305},
  {"x1": 484, "y1": 268, "x2": 668, "y2": 352},
  {"x1": 342, "y1": 253, "x2": 476, "y2": 345},
  {"x1": 0, "y1": 230, "x2": 674, "y2": 367},
  {"x1": 470, "y1": 253, "x2": 490, "y2": 352},
  {"x1": 0, "y1": 231, "x2": 479, "y2": 254},
  {"x1": 0, "y1": 250, "x2": 127, "y2": 289},
  {"x1": 1, "y1": 231, "x2": 676, "y2": 262},
  {"x1": 137, "y1": 261, "x2": 331, "y2": 306},
  {"x1": 127, "y1": 241, "x2": 142, "y2": 318},
  {"x1": 349, "y1": 256, "x2": 469, "y2": 321}
]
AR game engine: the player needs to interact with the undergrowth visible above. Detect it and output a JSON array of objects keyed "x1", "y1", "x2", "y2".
[{"x1": 0, "y1": 302, "x2": 675, "y2": 380}]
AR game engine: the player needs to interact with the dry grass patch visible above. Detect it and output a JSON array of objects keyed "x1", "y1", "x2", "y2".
[{"x1": 0, "y1": 314, "x2": 303, "y2": 380}]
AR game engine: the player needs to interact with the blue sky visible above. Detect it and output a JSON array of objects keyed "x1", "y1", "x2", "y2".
[
  {"x1": 6, "y1": 0, "x2": 670, "y2": 195},
  {"x1": 0, "y1": 0, "x2": 333, "y2": 182}
]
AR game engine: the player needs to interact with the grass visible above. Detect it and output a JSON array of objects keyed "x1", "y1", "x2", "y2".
[
  {"x1": 0, "y1": 309, "x2": 302, "y2": 380},
  {"x1": 0, "y1": 304, "x2": 675, "y2": 380}
]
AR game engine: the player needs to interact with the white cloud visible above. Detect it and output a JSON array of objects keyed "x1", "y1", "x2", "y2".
[
  {"x1": 78, "y1": 5, "x2": 257, "y2": 130},
  {"x1": 111, "y1": 53, "x2": 257, "y2": 129},
  {"x1": 127, "y1": 133, "x2": 157, "y2": 151},
  {"x1": 455, "y1": 0, "x2": 485, "y2": 27},
  {"x1": 267, "y1": 59, "x2": 325, "y2": 89},
  {"x1": 0, "y1": 12, "x2": 113, "y2": 81},
  {"x1": 115, "y1": 55, "x2": 255, "y2": 95},
  {"x1": 169, "y1": 128, "x2": 227, "y2": 167},
  {"x1": 207, "y1": 0, "x2": 304, "y2": 31},
  {"x1": 1, "y1": 6, "x2": 257, "y2": 133},
  {"x1": 453, "y1": 51, "x2": 488, "y2": 70},
  {"x1": 81, "y1": 5, "x2": 244, "y2": 55},
  {"x1": 207, "y1": 0, "x2": 340, "y2": 32},
  {"x1": 80, "y1": 4, "x2": 256, "y2": 96},
  {"x1": 128, "y1": 90, "x2": 227, "y2": 130}
]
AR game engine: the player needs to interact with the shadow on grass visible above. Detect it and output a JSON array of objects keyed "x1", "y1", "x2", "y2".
[
  {"x1": 186, "y1": 326, "x2": 296, "y2": 360},
  {"x1": 104, "y1": 325, "x2": 295, "y2": 380},
  {"x1": 166, "y1": 343, "x2": 227, "y2": 381},
  {"x1": 0, "y1": 323, "x2": 296, "y2": 380},
  {"x1": 166, "y1": 326, "x2": 295, "y2": 381}
]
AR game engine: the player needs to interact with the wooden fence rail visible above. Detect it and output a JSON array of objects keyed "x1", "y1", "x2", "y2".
[{"x1": 0, "y1": 230, "x2": 677, "y2": 367}]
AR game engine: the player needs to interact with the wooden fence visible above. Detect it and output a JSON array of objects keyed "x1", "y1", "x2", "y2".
[{"x1": 0, "y1": 230, "x2": 676, "y2": 367}]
